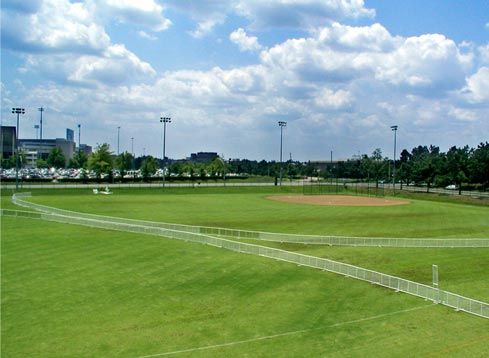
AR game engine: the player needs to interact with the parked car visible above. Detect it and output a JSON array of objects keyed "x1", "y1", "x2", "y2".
[{"x1": 445, "y1": 184, "x2": 457, "y2": 190}]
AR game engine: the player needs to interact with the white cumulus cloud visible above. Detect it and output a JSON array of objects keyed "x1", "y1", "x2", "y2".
[
  {"x1": 462, "y1": 67, "x2": 489, "y2": 103},
  {"x1": 375, "y1": 34, "x2": 472, "y2": 91},
  {"x1": 313, "y1": 88, "x2": 353, "y2": 110},
  {"x1": 235, "y1": 0, "x2": 375, "y2": 30},
  {"x1": 230, "y1": 28, "x2": 263, "y2": 52},
  {"x1": 92, "y1": 0, "x2": 171, "y2": 31},
  {"x1": 164, "y1": 0, "x2": 231, "y2": 37},
  {"x1": 138, "y1": 31, "x2": 157, "y2": 40},
  {"x1": 1, "y1": 0, "x2": 157, "y2": 87},
  {"x1": 1, "y1": 0, "x2": 109, "y2": 54},
  {"x1": 165, "y1": 0, "x2": 374, "y2": 36}
]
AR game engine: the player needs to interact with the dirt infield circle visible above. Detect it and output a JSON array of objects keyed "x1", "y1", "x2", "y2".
[{"x1": 267, "y1": 195, "x2": 410, "y2": 207}]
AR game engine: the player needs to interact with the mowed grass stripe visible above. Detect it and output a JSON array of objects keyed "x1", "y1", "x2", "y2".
[
  {"x1": 137, "y1": 304, "x2": 436, "y2": 357},
  {"x1": 21, "y1": 189, "x2": 488, "y2": 299},
  {"x1": 27, "y1": 189, "x2": 489, "y2": 238},
  {"x1": 3, "y1": 188, "x2": 488, "y2": 356},
  {"x1": 2, "y1": 216, "x2": 489, "y2": 357},
  {"x1": 235, "y1": 240, "x2": 489, "y2": 301}
]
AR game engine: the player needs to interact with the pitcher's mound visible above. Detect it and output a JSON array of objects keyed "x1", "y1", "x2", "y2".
[{"x1": 267, "y1": 195, "x2": 410, "y2": 207}]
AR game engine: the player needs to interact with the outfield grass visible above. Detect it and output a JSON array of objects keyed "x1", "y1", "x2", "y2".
[
  {"x1": 2, "y1": 187, "x2": 488, "y2": 357},
  {"x1": 6, "y1": 187, "x2": 489, "y2": 297},
  {"x1": 236, "y1": 241, "x2": 489, "y2": 301},
  {"x1": 16, "y1": 187, "x2": 489, "y2": 238},
  {"x1": 2, "y1": 217, "x2": 488, "y2": 357}
]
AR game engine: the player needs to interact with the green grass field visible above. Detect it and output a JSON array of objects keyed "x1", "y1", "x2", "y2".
[{"x1": 2, "y1": 187, "x2": 488, "y2": 357}]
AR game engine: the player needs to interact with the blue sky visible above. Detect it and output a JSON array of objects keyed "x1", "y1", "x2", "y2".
[{"x1": 1, "y1": 0, "x2": 488, "y2": 161}]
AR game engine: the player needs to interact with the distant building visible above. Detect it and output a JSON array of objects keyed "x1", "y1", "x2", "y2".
[
  {"x1": 66, "y1": 128, "x2": 74, "y2": 142},
  {"x1": 2, "y1": 125, "x2": 93, "y2": 168},
  {"x1": 0, "y1": 126, "x2": 16, "y2": 160},
  {"x1": 78, "y1": 144, "x2": 92, "y2": 156},
  {"x1": 19, "y1": 138, "x2": 76, "y2": 168},
  {"x1": 189, "y1": 152, "x2": 219, "y2": 163}
]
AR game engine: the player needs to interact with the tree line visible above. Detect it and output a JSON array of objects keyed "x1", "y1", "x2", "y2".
[
  {"x1": 323, "y1": 143, "x2": 489, "y2": 193},
  {"x1": 3, "y1": 141, "x2": 488, "y2": 191}
]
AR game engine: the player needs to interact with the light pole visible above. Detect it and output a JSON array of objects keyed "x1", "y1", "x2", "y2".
[
  {"x1": 278, "y1": 121, "x2": 287, "y2": 187},
  {"x1": 38, "y1": 107, "x2": 44, "y2": 140},
  {"x1": 117, "y1": 126, "x2": 121, "y2": 156},
  {"x1": 12, "y1": 107, "x2": 25, "y2": 190},
  {"x1": 131, "y1": 137, "x2": 134, "y2": 171},
  {"x1": 391, "y1": 125, "x2": 398, "y2": 192},
  {"x1": 34, "y1": 124, "x2": 40, "y2": 162},
  {"x1": 78, "y1": 124, "x2": 81, "y2": 156},
  {"x1": 160, "y1": 117, "x2": 171, "y2": 189},
  {"x1": 330, "y1": 150, "x2": 333, "y2": 185}
]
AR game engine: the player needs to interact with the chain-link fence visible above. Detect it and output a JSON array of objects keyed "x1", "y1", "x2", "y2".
[{"x1": 303, "y1": 180, "x2": 387, "y2": 196}]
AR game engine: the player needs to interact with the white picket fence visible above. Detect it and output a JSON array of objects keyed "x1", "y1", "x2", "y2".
[{"x1": 3, "y1": 197, "x2": 489, "y2": 320}]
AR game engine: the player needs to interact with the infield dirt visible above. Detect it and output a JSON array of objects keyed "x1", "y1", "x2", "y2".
[{"x1": 266, "y1": 195, "x2": 410, "y2": 206}]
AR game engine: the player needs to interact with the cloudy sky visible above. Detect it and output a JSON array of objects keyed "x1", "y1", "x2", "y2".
[{"x1": 1, "y1": 0, "x2": 488, "y2": 161}]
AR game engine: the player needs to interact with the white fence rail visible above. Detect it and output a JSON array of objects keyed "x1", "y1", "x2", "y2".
[
  {"x1": 11, "y1": 193, "x2": 489, "y2": 248},
  {"x1": 2, "y1": 206, "x2": 488, "y2": 320}
]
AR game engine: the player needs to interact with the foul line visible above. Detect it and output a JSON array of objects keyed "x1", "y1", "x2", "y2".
[
  {"x1": 421, "y1": 336, "x2": 489, "y2": 357},
  {"x1": 136, "y1": 304, "x2": 434, "y2": 358}
]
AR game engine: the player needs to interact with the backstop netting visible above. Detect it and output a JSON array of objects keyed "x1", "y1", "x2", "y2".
[{"x1": 303, "y1": 180, "x2": 386, "y2": 197}]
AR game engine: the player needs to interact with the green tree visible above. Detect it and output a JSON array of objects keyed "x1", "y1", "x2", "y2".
[
  {"x1": 399, "y1": 162, "x2": 413, "y2": 188},
  {"x1": 36, "y1": 159, "x2": 49, "y2": 168},
  {"x1": 169, "y1": 162, "x2": 183, "y2": 177},
  {"x1": 69, "y1": 151, "x2": 88, "y2": 169},
  {"x1": 115, "y1": 151, "x2": 134, "y2": 178},
  {"x1": 398, "y1": 149, "x2": 413, "y2": 187},
  {"x1": 210, "y1": 157, "x2": 227, "y2": 179},
  {"x1": 302, "y1": 161, "x2": 316, "y2": 177},
  {"x1": 410, "y1": 145, "x2": 443, "y2": 192},
  {"x1": 182, "y1": 161, "x2": 196, "y2": 178},
  {"x1": 1, "y1": 154, "x2": 15, "y2": 169},
  {"x1": 47, "y1": 147, "x2": 66, "y2": 168},
  {"x1": 88, "y1": 143, "x2": 113, "y2": 179},
  {"x1": 363, "y1": 148, "x2": 386, "y2": 188},
  {"x1": 287, "y1": 161, "x2": 299, "y2": 179},
  {"x1": 140, "y1": 156, "x2": 158, "y2": 181},
  {"x1": 445, "y1": 146, "x2": 469, "y2": 194},
  {"x1": 196, "y1": 163, "x2": 207, "y2": 179},
  {"x1": 469, "y1": 142, "x2": 489, "y2": 189},
  {"x1": 257, "y1": 160, "x2": 271, "y2": 176}
]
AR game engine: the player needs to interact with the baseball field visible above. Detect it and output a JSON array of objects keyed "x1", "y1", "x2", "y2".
[{"x1": 1, "y1": 186, "x2": 488, "y2": 357}]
